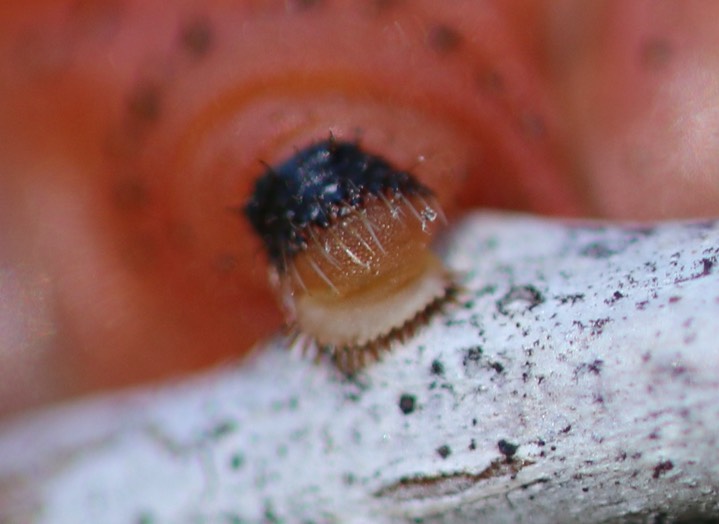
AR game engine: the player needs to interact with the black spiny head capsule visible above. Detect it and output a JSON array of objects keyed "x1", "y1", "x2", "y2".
[{"x1": 244, "y1": 139, "x2": 454, "y2": 373}]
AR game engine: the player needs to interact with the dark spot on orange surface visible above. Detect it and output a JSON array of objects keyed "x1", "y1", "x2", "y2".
[
  {"x1": 640, "y1": 38, "x2": 673, "y2": 70},
  {"x1": 426, "y1": 24, "x2": 463, "y2": 54},
  {"x1": 70, "y1": 0, "x2": 123, "y2": 43},
  {"x1": 112, "y1": 178, "x2": 149, "y2": 211},
  {"x1": 367, "y1": 0, "x2": 404, "y2": 16},
  {"x1": 521, "y1": 113, "x2": 546, "y2": 139},
  {"x1": 127, "y1": 82, "x2": 162, "y2": 123},
  {"x1": 124, "y1": 232, "x2": 160, "y2": 272},
  {"x1": 289, "y1": 0, "x2": 324, "y2": 12},
  {"x1": 213, "y1": 253, "x2": 239, "y2": 274},
  {"x1": 476, "y1": 69, "x2": 505, "y2": 96},
  {"x1": 179, "y1": 16, "x2": 214, "y2": 58}
]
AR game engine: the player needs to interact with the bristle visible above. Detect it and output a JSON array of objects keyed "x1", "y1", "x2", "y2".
[
  {"x1": 325, "y1": 280, "x2": 460, "y2": 376},
  {"x1": 308, "y1": 226, "x2": 341, "y2": 268},
  {"x1": 418, "y1": 194, "x2": 445, "y2": 225},
  {"x1": 285, "y1": 280, "x2": 461, "y2": 377},
  {"x1": 286, "y1": 329, "x2": 320, "y2": 363},
  {"x1": 292, "y1": 262, "x2": 310, "y2": 293},
  {"x1": 308, "y1": 257, "x2": 340, "y2": 294},
  {"x1": 378, "y1": 191, "x2": 400, "y2": 219},
  {"x1": 359, "y1": 211, "x2": 386, "y2": 254},
  {"x1": 328, "y1": 227, "x2": 369, "y2": 269},
  {"x1": 347, "y1": 226, "x2": 376, "y2": 256},
  {"x1": 398, "y1": 191, "x2": 426, "y2": 227}
]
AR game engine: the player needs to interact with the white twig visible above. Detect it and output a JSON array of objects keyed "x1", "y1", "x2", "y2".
[{"x1": 1, "y1": 213, "x2": 718, "y2": 523}]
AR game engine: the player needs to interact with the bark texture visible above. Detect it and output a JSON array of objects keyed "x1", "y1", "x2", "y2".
[{"x1": 1, "y1": 213, "x2": 718, "y2": 523}]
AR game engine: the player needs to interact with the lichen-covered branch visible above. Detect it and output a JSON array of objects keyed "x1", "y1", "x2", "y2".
[{"x1": 1, "y1": 213, "x2": 718, "y2": 523}]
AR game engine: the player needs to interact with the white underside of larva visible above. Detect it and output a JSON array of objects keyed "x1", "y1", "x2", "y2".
[{"x1": 294, "y1": 265, "x2": 450, "y2": 347}]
